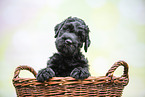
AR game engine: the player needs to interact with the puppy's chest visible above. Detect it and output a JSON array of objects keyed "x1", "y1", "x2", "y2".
[{"x1": 58, "y1": 59, "x2": 79, "y2": 68}]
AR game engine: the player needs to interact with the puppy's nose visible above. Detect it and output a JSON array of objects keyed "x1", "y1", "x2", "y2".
[{"x1": 65, "y1": 39, "x2": 72, "y2": 45}]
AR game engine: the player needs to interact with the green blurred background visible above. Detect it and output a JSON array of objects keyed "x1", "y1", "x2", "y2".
[{"x1": 0, "y1": 0, "x2": 145, "y2": 96}]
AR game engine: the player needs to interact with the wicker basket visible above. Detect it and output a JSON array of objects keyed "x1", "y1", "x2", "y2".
[{"x1": 13, "y1": 61, "x2": 129, "y2": 97}]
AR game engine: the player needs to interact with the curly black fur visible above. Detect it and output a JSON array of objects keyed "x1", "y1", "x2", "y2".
[{"x1": 36, "y1": 17, "x2": 91, "y2": 82}]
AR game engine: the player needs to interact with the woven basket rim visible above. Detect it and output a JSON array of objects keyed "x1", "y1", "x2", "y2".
[{"x1": 13, "y1": 76, "x2": 129, "y2": 88}]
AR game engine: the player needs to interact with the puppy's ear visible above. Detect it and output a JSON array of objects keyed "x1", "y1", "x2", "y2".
[
  {"x1": 54, "y1": 17, "x2": 70, "y2": 38},
  {"x1": 84, "y1": 35, "x2": 91, "y2": 52},
  {"x1": 83, "y1": 25, "x2": 91, "y2": 52},
  {"x1": 54, "y1": 24, "x2": 60, "y2": 38}
]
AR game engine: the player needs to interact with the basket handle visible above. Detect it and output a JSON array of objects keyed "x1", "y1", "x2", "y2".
[
  {"x1": 13, "y1": 65, "x2": 37, "y2": 79},
  {"x1": 106, "y1": 60, "x2": 129, "y2": 78}
]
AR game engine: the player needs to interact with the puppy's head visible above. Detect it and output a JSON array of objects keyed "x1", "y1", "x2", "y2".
[{"x1": 54, "y1": 17, "x2": 91, "y2": 56}]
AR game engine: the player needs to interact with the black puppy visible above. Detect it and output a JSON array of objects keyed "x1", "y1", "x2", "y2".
[{"x1": 36, "y1": 17, "x2": 91, "y2": 82}]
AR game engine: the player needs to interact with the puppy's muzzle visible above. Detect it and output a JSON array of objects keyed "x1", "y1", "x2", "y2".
[{"x1": 65, "y1": 39, "x2": 72, "y2": 45}]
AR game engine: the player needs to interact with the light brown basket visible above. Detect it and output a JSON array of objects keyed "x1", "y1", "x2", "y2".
[{"x1": 13, "y1": 61, "x2": 129, "y2": 97}]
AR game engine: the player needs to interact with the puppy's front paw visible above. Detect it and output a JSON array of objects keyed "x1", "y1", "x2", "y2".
[
  {"x1": 36, "y1": 68, "x2": 55, "y2": 82},
  {"x1": 70, "y1": 67, "x2": 90, "y2": 80}
]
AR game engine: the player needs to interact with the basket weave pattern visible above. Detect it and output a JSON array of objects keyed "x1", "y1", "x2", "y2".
[{"x1": 13, "y1": 61, "x2": 129, "y2": 97}]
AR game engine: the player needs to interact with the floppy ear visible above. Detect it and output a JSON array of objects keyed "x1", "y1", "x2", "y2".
[
  {"x1": 84, "y1": 35, "x2": 91, "y2": 52},
  {"x1": 54, "y1": 17, "x2": 70, "y2": 38},
  {"x1": 54, "y1": 24, "x2": 62, "y2": 38}
]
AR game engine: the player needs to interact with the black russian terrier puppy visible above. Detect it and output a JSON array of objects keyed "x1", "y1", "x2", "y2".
[{"x1": 36, "y1": 17, "x2": 91, "y2": 82}]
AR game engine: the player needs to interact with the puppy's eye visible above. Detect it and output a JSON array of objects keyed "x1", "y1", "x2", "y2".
[
  {"x1": 63, "y1": 26, "x2": 67, "y2": 30},
  {"x1": 62, "y1": 37, "x2": 67, "y2": 40}
]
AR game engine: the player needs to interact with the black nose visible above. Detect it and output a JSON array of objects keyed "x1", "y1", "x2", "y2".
[{"x1": 65, "y1": 39, "x2": 72, "y2": 44}]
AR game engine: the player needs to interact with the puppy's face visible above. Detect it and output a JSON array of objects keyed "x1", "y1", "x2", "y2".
[
  {"x1": 54, "y1": 17, "x2": 91, "y2": 56},
  {"x1": 55, "y1": 30, "x2": 82, "y2": 56}
]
